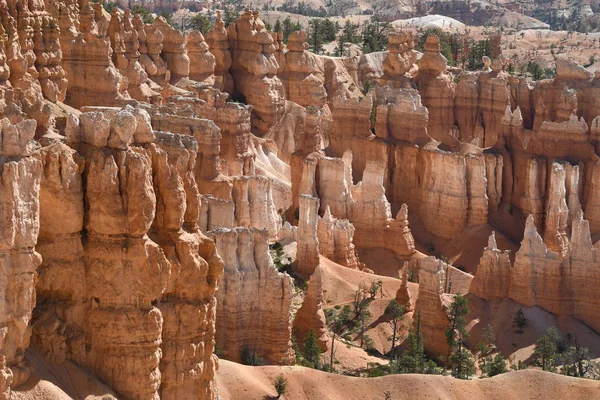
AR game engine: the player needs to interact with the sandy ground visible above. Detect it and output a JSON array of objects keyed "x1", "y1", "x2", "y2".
[
  {"x1": 216, "y1": 359, "x2": 600, "y2": 400},
  {"x1": 319, "y1": 256, "x2": 418, "y2": 361},
  {"x1": 465, "y1": 296, "x2": 600, "y2": 365},
  {"x1": 11, "y1": 350, "x2": 117, "y2": 400}
]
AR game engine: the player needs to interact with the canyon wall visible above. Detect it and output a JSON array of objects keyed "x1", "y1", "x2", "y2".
[{"x1": 2, "y1": 1, "x2": 600, "y2": 396}]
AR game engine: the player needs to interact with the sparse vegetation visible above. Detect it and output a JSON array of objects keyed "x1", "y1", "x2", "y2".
[
  {"x1": 102, "y1": 1, "x2": 118, "y2": 13},
  {"x1": 274, "y1": 374, "x2": 288, "y2": 399},
  {"x1": 325, "y1": 304, "x2": 354, "y2": 371},
  {"x1": 133, "y1": 5, "x2": 154, "y2": 24},
  {"x1": 241, "y1": 345, "x2": 262, "y2": 366},
  {"x1": 384, "y1": 299, "x2": 404, "y2": 356},
  {"x1": 534, "y1": 327, "x2": 559, "y2": 371},
  {"x1": 361, "y1": 20, "x2": 391, "y2": 54},
  {"x1": 189, "y1": 14, "x2": 212, "y2": 35},
  {"x1": 302, "y1": 329, "x2": 323, "y2": 369},
  {"x1": 446, "y1": 293, "x2": 475, "y2": 379},
  {"x1": 513, "y1": 308, "x2": 527, "y2": 333},
  {"x1": 485, "y1": 353, "x2": 508, "y2": 377}
]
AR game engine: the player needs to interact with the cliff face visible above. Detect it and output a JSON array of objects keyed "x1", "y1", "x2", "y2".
[
  {"x1": 470, "y1": 214, "x2": 600, "y2": 333},
  {"x1": 32, "y1": 108, "x2": 223, "y2": 400},
  {"x1": 414, "y1": 257, "x2": 449, "y2": 358},
  {"x1": 226, "y1": 10, "x2": 284, "y2": 135},
  {"x1": 213, "y1": 228, "x2": 295, "y2": 365},
  {"x1": 0, "y1": 119, "x2": 42, "y2": 391}
]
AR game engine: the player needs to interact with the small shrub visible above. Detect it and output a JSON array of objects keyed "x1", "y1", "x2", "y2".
[
  {"x1": 274, "y1": 374, "x2": 288, "y2": 399},
  {"x1": 485, "y1": 353, "x2": 507, "y2": 377},
  {"x1": 513, "y1": 308, "x2": 527, "y2": 333}
]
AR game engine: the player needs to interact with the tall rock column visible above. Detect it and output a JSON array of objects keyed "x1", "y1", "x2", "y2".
[
  {"x1": 137, "y1": 16, "x2": 170, "y2": 86},
  {"x1": 59, "y1": 109, "x2": 220, "y2": 400},
  {"x1": 415, "y1": 34, "x2": 455, "y2": 143},
  {"x1": 414, "y1": 256, "x2": 448, "y2": 358},
  {"x1": 509, "y1": 215, "x2": 562, "y2": 314},
  {"x1": 32, "y1": 141, "x2": 86, "y2": 372},
  {"x1": 154, "y1": 17, "x2": 190, "y2": 84},
  {"x1": 469, "y1": 233, "x2": 512, "y2": 299},
  {"x1": 74, "y1": 110, "x2": 167, "y2": 399},
  {"x1": 213, "y1": 228, "x2": 294, "y2": 365},
  {"x1": 147, "y1": 131, "x2": 223, "y2": 399},
  {"x1": 297, "y1": 195, "x2": 320, "y2": 278},
  {"x1": 54, "y1": 0, "x2": 130, "y2": 107},
  {"x1": 187, "y1": 31, "x2": 216, "y2": 85},
  {"x1": 33, "y1": 18, "x2": 68, "y2": 102},
  {"x1": 227, "y1": 10, "x2": 285, "y2": 135},
  {"x1": 283, "y1": 31, "x2": 326, "y2": 107},
  {"x1": 0, "y1": 119, "x2": 41, "y2": 395},
  {"x1": 379, "y1": 31, "x2": 417, "y2": 88},
  {"x1": 205, "y1": 11, "x2": 233, "y2": 94}
]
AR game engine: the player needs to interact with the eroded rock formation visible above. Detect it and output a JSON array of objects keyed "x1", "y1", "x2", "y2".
[
  {"x1": 213, "y1": 228, "x2": 295, "y2": 364},
  {"x1": 0, "y1": 119, "x2": 41, "y2": 392},
  {"x1": 3, "y1": 1, "x2": 600, "y2": 394}
]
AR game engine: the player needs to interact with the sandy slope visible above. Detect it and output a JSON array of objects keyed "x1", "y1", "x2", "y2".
[
  {"x1": 319, "y1": 256, "x2": 417, "y2": 361},
  {"x1": 216, "y1": 359, "x2": 600, "y2": 400},
  {"x1": 11, "y1": 350, "x2": 117, "y2": 400}
]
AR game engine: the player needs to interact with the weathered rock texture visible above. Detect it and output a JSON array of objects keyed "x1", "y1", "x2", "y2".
[
  {"x1": 226, "y1": 10, "x2": 284, "y2": 135},
  {"x1": 299, "y1": 150, "x2": 416, "y2": 259},
  {"x1": 205, "y1": 11, "x2": 233, "y2": 94},
  {"x1": 414, "y1": 257, "x2": 449, "y2": 358},
  {"x1": 293, "y1": 264, "x2": 329, "y2": 352},
  {"x1": 29, "y1": 109, "x2": 224, "y2": 400},
  {"x1": 471, "y1": 214, "x2": 600, "y2": 333},
  {"x1": 0, "y1": 119, "x2": 41, "y2": 393},
  {"x1": 54, "y1": 1, "x2": 130, "y2": 107},
  {"x1": 213, "y1": 228, "x2": 295, "y2": 365},
  {"x1": 317, "y1": 207, "x2": 360, "y2": 269},
  {"x1": 5, "y1": 4, "x2": 600, "y2": 395}
]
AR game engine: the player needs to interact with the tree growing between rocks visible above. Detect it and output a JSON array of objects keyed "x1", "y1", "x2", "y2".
[
  {"x1": 302, "y1": 329, "x2": 323, "y2": 369},
  {"x1": 361, "y1": 20, "x2": 391, "y2": 53},
  {"x1": 385, "y1": 299, "x2": 404, "y2": 356},
  {"x1": 513, "y1": 308, "x2": 527, "y2": 333},
  {"x1": 133, "y1": 5, "x2": 154, "y2": 24},
  {"x1": 445, "y1": 293, "x2": 475, "y2": 379},
  {"x1": 353, "y1": 284, "x2": 373, "y2": 348},
  {"x1": 396, "y1": 311, "x2": 425, "y2": 373},
  {"x1": 189, "y1": 14, "x2": 212, "y2": 35},
  {"x1": 562, "y1": 336, "x2": 596, "y2": 378},
  {"x1": 326, "y1": 305, "x2": 354, "y2": 371}
]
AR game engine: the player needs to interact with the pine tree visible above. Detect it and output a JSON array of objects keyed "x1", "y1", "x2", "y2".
[
  {"x1": 385, "y1": 299, "x2": 404, "y2": 357},
  {"x1": 326, "y1": 305, "x2": 353, "y2": 371},
  {"x1": 513, "y1": 308, "x2": 527, "y2": 333},
  {"x1": 274, "y1": 19, "x2": 282, "y2": 33},
  {"x1": 534, "y1": 328, "x2": 559, "y2": 371},
  {"x1": 282, "y1": 17, "x2": 302, "y2": 43},
  {"x1": 352, "y1": 284, "x2": 372, "y2": 348},
  {"x1": 563, "y1": 338, "x2": 593, "y2": 377},
  {"x1": 485, "y1": 353, "x2": 507, "y2": 377},
  {"x1": 446, "y1": 293, "x2": 473, "y2": 379},
  {"x1": 397, "y1": 311, "x2": 425, "y2": 373},
  {"x1": 308, "y1": 19, "x2": 324, "y2": 54},
  {"x1": 302, "y1": 329, "x2": 322, "y2": 369},
  {"x1": 361, "y1": 21, "x2": 391, "y2": 54},
  {"x1": 133, "y1": 5, "x2": 154, "y2": 24},
  {"x1": 160, "y1": 10, "x2": 174, "y2": 26},
  {"x1": 274, "y1": 375, "x2": 288, "y2": 399},
  {"x1": 223, "y1": 7, "x2": 237, "y2": 27},
  {"x1": 189, "y1": 14, "x2": 212, "y2": 35}
]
